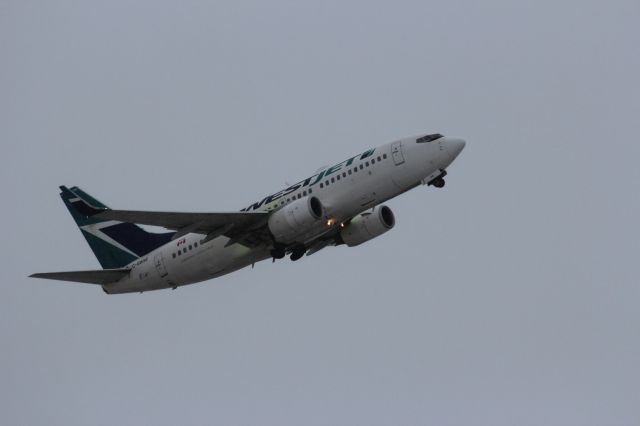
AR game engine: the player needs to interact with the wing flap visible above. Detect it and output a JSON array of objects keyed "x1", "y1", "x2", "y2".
[{"x1": 30, "y1": 269, "x2": 129, "y2": 285}]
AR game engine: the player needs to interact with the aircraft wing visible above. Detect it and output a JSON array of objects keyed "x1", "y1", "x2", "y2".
[
  {"x1": 66, "y1": 187, "x2": 270, "y2": 244},
  {"x1": 95, "y1": 209, "x2": 268, "y2": 234},
  {"x1": 30, "y1": 269, "x2": 129, "y2": 285}
]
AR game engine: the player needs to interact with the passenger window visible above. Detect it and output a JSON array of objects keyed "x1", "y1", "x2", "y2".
[
  {"x1": 178, "y1": 250, "x2": 181, "y2": 256},
  {"x1": 342, "y1": 172, "x2": 346, "y2": 178},
  {"x1": 172, "y1": 253, "x2": 176, "y2": 258},
  {"x1": 360, "y1": 164, "x2": 364, "y2": 170},
  {"x1": 377, "y1": 156, "x2": 381, "y2": 161},
  {"x1": 194, "y1": 242, "x2": 198, "y2": 248},
  {"x1": 320, "y1": 183, "x2": 324, "y2": 188},
  {"x1": 331, "y1": 177, "x2": 335, "y2": 183},
  {"x1": 383, "y1": 153, "x2": 387, "y2": 159},
  {"x1": 189, "y1": 245, "x2": 192, "y2": 250},
  {"x1": 354, "y1": 167, "x2": 358, "y2": 173},
  {"x1": 365, "y1": 161, "x2": 370, "y2": 167},
  {"x1": 298, "y1": 194, "x2": 301, "y2": 199},
  {"x1": 348, "y1": 169, "x2": 352, "y2": 175},
  {"x1": 337, "y1": 175, "x2": 341, "y2": 180},
  {"x1": 309, "y1": 188, "x2": 312, "y2": 193},
  {"x1": 371, "y1": 159, "x2": 375, "y2": 164},
  {"x1": 303, "y1": 191, "x2": 307, "y2": 196}
]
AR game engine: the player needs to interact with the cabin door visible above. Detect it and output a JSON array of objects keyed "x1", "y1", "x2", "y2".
[
  {"x1": 154, "y1": 253, "x2": 168, "y2": 278},
  {"x1": 391, "y1": 141, "x2": 405, "y2": 165}
]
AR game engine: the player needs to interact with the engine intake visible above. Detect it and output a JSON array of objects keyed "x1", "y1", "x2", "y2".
[
  {"x1": 268, "y1": 196, "x2": 324, "y2": 244},
  {"x1": 340, "y1": 205, "x2": 395, "y2": 247}
]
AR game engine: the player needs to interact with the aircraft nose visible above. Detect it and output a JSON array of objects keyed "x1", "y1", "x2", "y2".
[{"x1": 446, "y1": 138, "x2": 466, "y2": 162}]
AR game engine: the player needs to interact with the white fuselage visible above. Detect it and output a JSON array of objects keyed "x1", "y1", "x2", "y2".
[{"x1": 104, "y1": 135, "x2": 465, "y2": 293}]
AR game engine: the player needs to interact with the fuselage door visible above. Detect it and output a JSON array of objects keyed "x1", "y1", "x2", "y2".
[
  {"x1": 154, "y1": 253, "x2": 168, "y2": 278},
  {"x1": 391, "y1": 141, "x2": 405, "y2": 165}
]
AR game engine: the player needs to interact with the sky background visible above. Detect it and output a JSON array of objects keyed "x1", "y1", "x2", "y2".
[{"x1": 2, "y1": 0, "x2": 639, "y2": 425}]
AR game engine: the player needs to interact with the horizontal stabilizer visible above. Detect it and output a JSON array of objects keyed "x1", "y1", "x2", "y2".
[{"x1": 29, "y1": 269, "x2": 129, "y2": 285}]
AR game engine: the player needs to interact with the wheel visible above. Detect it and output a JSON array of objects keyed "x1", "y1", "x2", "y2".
[
  {"x1": 270, "y1": 247, "x2": 285, "y2": 259},
  {"x1": 290, "y1": 247, "x2": 306, "y2": 261},
  {"x1": 432, "y1": 177, "x2": 445, "y2": 188}
]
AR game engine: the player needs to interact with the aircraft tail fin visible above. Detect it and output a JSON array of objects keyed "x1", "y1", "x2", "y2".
[{"x1": 59, "y1": 186, "x2": 174, "y2": 269}]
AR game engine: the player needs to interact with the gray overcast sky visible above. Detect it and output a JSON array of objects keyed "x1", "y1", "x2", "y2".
[{"x1": 2, "y1": 0, "x2": 639, "y2": 425}]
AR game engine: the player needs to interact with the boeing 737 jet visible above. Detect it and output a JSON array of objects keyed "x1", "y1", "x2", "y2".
[{"x1": 31, "y1": 133, "x2": 465, "y2": 294}]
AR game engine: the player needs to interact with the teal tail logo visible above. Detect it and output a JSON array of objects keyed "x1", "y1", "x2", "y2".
[{"x1": 59, "y1": 186, "x2": 174, "y2": 269}]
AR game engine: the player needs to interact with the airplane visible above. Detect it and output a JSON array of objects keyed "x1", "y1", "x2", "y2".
[{"x1": 30, "y1": 133, "x2": 465, "y2": 294}]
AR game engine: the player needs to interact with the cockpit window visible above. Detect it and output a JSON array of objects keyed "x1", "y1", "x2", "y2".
[{"x1": 416, "y1": 133, "x2": 444, "y2": 143}]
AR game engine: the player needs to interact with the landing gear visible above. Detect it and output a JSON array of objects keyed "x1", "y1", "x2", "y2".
[
  {"x1": 432, "y1": 177, "x2": 445, "y2": 188},
  {"x1": 428, "y1": 170, "x2": 447, "y2": 188},
  {"x1": 289, "y1": 245, "x2": 306, "y2": 261},
  {"x1": 270, "y1": 245, "x2": 286, "y2": 261},
  {"x1": 271, "y1": 243, "x2": 306, "y2": 262}
]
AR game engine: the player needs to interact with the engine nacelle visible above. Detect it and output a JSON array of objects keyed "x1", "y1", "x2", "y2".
[
  {"x1": 268, "y1": 196, "x2": 324, "y2": 244},
  {"x1": 340, "y1": 205, "x2": 395, "y2": 247}
]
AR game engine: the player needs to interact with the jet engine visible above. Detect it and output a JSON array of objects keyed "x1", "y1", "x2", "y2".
[
  {"x1": 268, "y1": 196, "x2": 324, "y2": 243},
  {"x1": 340, "y1": 205, "x2": 395, "y2": 247}
]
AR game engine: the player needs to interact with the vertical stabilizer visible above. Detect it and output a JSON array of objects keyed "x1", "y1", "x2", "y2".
[{"x1": 59, "y1": 186, "x2": 174, "y2": 269}]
